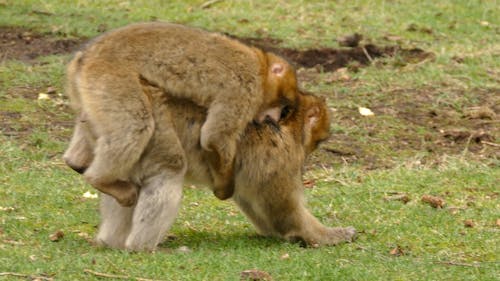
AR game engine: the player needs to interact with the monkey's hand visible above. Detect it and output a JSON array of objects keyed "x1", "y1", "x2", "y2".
[{"x1": 202, "y1": 144, "x2": 236, "y2": 201}]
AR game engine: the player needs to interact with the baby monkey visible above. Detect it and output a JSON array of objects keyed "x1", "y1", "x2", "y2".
[{"x1": 63, "y1": 22, "x2": 299, "y2": 206}]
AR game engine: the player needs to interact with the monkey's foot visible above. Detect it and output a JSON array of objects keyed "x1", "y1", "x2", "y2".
[{"x1": 326, "y1": 226, "x2": 357, "y2": 244}]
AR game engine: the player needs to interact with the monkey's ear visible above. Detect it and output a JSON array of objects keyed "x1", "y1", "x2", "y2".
[
  {"x1": 306, "y1": 105, "x2": 320, "y2": 128},
  {"x1": 256, "y1": 106, "x2": 281, "y2": 124},
  {"x1": 271, "y1": 63, "x2": 285, "y2": 77}
]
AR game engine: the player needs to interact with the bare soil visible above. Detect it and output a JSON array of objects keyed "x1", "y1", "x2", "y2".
[
  {"x1": 0, "y1": 26, "x2": 81, "y2": 62},
  {"x1": 1, "y1": 26, "x2": 498, "y2": 168}
]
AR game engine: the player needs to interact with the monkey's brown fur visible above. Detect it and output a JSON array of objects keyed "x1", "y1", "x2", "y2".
[
  {"x1": 63, "y1": 22, "x2": 299, "y2": 206},
  {"x1": 65, "y1": 80, "x2": 356, "y2": 251}
]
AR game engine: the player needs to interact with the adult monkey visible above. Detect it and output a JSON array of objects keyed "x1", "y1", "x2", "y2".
[{"x1": 65, "y1": 82, "x2": 356, "y2": 251}]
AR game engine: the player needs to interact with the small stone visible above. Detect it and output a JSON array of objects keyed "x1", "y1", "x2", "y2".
[
  {"x1": 464, "y1": 219, "x2": 475, "y2": 228},
  {"x1": 49, "y1": 230, "x2": 64, "y2": 242}
]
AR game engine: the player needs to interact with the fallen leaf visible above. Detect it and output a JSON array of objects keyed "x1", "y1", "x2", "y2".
[
  {"x1": 49, "y1": 230, "x2": 64, "y2": 242},
  {"x1": 421, "y1": 194, "x2": 445, "y2": 208},
  {"x1": 480, "y1": 21, "x2": 490, "y2": 26},
  {"x1": 3, "y1": 239, "x2": 24, "y2": 245},
  {"x1": 384, "y1": 193, "x2": 411, "y2": 204},
  {"x1": 303, "y1": 179, "x2": 315, "y2": 189},
  {"x1": 464, "y1": 219, "x2": 475, "y2": 228},
  {"x1": 82, "y1": 191, "x2": 98, "y2": 199},
  {"x1": 46, "y1": 86, "x2": 57, "y2": 94},
  {"x1": 280, "y1": 253, "x2": 290, "y2": 260},
  {"x1": 177, "y1": 245, "x2": 191, "y2": 254},
  {"x1": 389, "y1": 245, "x2": 405, "y2": 256},
  {"x1": 464, "y1": 106, "x2": 496, "y2": 120},
  {"x1": 496, "y1": 219, "x2": 500, "y2": 227},
  {"x1": 406, "y1": 23, "x2": 433, "y2": 34},
  {"x1": 77, "y1": 232, "x2": 92, "y2": 241},
  {"x1": 383, "y1": 35, "x2": 403, "y2": 42},
  {"x1": 358, "y1": 107, "x2": 374, "y2": 116},
  {"x1": 37, "y1": 93, "x2": 50, "y2": 100},
  {"x1": 0, "y1": 206, "x2": 15, "y2": 212},
  {"x1": 326, "y1": 67, "x2": 351, "y2": 83},
  {"x1": 240, "y1": 269, "x2": 273, "y2": 281}
]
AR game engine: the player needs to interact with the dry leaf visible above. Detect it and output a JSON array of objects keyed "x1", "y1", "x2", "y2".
[
  {"x1": 358, "y1": 107, "x2": 374, "y2": 116},
  {"x1": 280, "y1": 253, "x2": 290, "y2": 260},
  {"x1": 464, "y1": 106, "x2": 496, "y2": 120},
  {"x1": 384, "y1": 35, "x2": 402, "y2": 42},
  {"x1": 82, "y1": 191, "x2": 98, "y2": 199},
  {"x1": 37, "y1": 93, "x2": 50, "y2": 100},
  {"x1": 77, "y1": 231, "x2": 92, "y2": 243},
  {"x1": 496, "y1": 218, "x2": 500, "y2": 227},
  {"x1": 49, "y1": 230, "x2": 64, "y2": 242},
  {"x1": 464, "y1": 219, "x2": 475, "y2": 228},
  {"x1": 241, "y1": 269, "x2": 273, "y2": 281},
  {"x1": 3, "y1": 239, "x2": 24, "y2": 245},
  {"x1": 389, "y1": 245, "x2": 405, "y2": 256},
  {"x1": 177, "y1": 245, "x2": 191, "y2": 254},
  {"x1": 384, "y1": 194, "x2": 410, "y2": 204},
  {"x1": 421, "y1": 195, "x2": 445, "y2": 208},
  {"x1": 326, "y1": 67, "x2": 351, "y2": 83},
  {"x1": 303, "y1": 179, "x2": 316, "y2": 189},
  {"x1": 0, "y1": 206, "x2": 15, "y2": 212},
  {"x1": 480, "y1": 21, "x2": 490, "y2": 26},
  {"x1": 46, "y1": 86, "x2": 57, "y2": 94}
]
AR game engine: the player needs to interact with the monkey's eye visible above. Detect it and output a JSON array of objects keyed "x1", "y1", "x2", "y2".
[{"x1": 280, "y1": 105, "x2": 292, "y2": 120}]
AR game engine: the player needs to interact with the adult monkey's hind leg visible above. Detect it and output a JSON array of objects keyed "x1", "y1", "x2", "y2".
[
  {"x1": 96, "y1": 194, "x2": 134, "y2": 249},
  {"x1": 124, "y1": 92, "x2": 187, "y2": 251}
]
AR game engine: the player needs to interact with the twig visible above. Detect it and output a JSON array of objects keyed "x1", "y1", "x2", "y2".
[
  {"x1": 481, "y1": 140, "x2": 500, "y2": 147},
  {"x1": 332, "y1": 178, "x2": 349, "y2": 187},
  {"x1": 436, "y1": 261, "x2": 480, "y2": 267},
  {"x1": 201, "y1": 0, "x2": 224, "y2": 9},
  {"x1": 104, "y1": 256, "x2": 127, "y2": 274},
  {"x1": 361, "y1": 46, "x2": 374, "y2": 63},
  {"x1": 84, "y1": 269, "x2": 165, "y2": 281},
  {"x1": 460, "y1": 134, "x2": 474, "y2": 159},
  {"x1": 0, "y1": 272, "x2": 53, "y2": 280},
  {"x1": 31, "y1": 9, "x2": 54, "y2": 16}
]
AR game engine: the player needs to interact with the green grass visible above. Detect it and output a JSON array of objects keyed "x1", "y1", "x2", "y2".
[
  {"x1": 1, "y1": 138, "x2": 498, "y2": 280},
  {"x1": 1, "y1": 0, "x2": 499, "y2": 280}
]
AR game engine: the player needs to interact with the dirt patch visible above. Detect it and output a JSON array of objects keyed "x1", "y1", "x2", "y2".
[
  {"x1": 310, "y1": 87, "x2": 500, "y2": 169},
  {"x1": 239, "y1": 36, "x2": 434, "y2": 72},
  {"x1": 0, "y1": 26, "x2": 83, "y2": 62}
]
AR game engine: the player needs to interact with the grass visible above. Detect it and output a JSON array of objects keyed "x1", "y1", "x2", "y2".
[{"x1": 1, "y1": 0, "x2": 499, "y2": 280}]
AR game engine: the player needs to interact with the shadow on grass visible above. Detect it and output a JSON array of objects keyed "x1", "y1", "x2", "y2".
[{"x1": 159, "y1": 230, "x2": 288, "y2": 251}]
